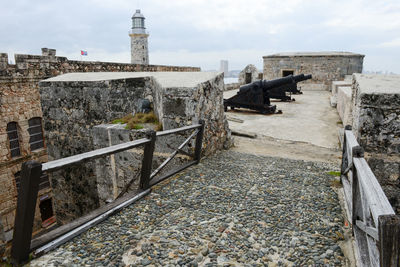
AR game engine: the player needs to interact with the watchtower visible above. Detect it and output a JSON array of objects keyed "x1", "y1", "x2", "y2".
[{"x1": 130, "y1": 9, "x2": 149, "y2": 64}]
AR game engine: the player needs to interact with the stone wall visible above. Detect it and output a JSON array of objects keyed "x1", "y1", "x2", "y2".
[
  {"x1": 263, "y1": 52, "x2": 364, "y2": 91},
  {"x1": 0, "y1": 74, "x2": 53, "y2": 256},
  {"x1": 0, "y1": 48, "x2": 200, "y2": 255},
  {"x1": 0, "y1": 48, "x2": 199, "y2": 80},
  {"x1": 39, "y1": 76, "x2": 155, "y2": 223},
  {"x1": 39, "y1": 72, "x2": 232, "y2": 223},
  {"x1": 351, "y1": 73, "x2": 400, "y2": 214}
]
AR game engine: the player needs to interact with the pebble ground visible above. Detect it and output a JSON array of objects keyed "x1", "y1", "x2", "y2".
[{"x1": 30, "y1": 151, "x2": 346, "y2": 266}]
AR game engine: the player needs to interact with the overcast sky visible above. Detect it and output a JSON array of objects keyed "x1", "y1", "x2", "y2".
[{"x1": 1, "y1": 0, "x2": 400, "y2": 73}]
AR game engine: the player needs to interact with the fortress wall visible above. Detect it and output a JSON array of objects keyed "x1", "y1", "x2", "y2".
[
  {"x1": 0, "y1": 48, "x2": 200, "y2": 254},
  {"x1": 0, "y1": 78, "x2": 52, "y2": 255},
  {"x1": 0, "y1": 48, "x2": 199, "y2": 81},
  {"x1": 263, "y1": 52, "x2": 364, "y2": 91},
  {"x1": 351, "y1": 73, "x2": 400, "y2": 214}
]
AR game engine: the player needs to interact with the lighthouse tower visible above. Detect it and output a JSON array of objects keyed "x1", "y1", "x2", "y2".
[{"x1": 130, "y1": 9, "x2": 149, "y2": 64}]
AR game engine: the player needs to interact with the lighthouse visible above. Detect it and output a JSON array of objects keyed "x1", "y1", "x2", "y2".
[{"x1": 130, "y1": 9, "x2": 149, "y2": 64}]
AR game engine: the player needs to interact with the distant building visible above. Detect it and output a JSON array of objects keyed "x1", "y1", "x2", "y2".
[
  {"x1": 263, "y1": 52, "x2": 364, "y2": 90},
  {"x1": 130, "y1": 10, "x2": 149, "y2": 65},
  {"x1": 220, "y1": 60, "x2": 228, "y2": 76}
]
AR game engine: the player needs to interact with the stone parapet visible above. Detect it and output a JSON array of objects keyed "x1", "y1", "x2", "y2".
[
  {"x1": 351, "y1": 73, "x2": 400, "y2": 214},
  {"x1": 336, "y1": 86, "x2": 352, "y2": 126},
  {"x1": 331, "y1": 80, "x2": 352, "y2": 96},
  {"x1": 352, "y1": 74, "x2": 400, "y2": 154}
]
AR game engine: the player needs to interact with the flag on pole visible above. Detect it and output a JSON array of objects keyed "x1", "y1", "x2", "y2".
[{"x1": 80, "y1": 50, "x2": 88, "y2": 56}]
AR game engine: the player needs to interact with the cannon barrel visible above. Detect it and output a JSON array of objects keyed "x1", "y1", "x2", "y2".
[
  {"x1": 293, "y1": 74, "x2": 312, "y2": 82},
  {"x1": 262, "y1": 75, "x2": 295, "y2": 89},
  {"x1": 240, "y1": 75, "x2": 294, "y2": 93}
]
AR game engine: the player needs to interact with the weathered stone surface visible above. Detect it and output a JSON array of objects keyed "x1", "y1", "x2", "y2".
[
  {"x1": 352, "y1": 73, "x2": 400, "y2": 214},
  {"x1": 352, "y1": 74, "x2": 400, "y2": 154},
  {"x1": 263, "y1": 52, "x2": 364, "y2": 91}
]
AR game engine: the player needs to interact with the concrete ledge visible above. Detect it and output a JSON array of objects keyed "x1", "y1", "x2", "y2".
[
  {"x1": 331, "y1": 80, "x2": 351, "y2": 96},
  {"x1": 337, "y1": 86, "x2": 352, "y2": 126}
]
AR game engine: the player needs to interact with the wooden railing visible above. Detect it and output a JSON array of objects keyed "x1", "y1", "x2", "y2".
[
  {"x1": 341, "y1": 126, "x2": 400, "y2": 267},
  {"x1": 11, "y1": 121, "x2": 205, "y2": 264}
]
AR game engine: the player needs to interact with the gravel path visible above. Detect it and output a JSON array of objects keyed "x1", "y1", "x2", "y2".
[{"x1": 30, "y1": 151, "x2": 346, "y2": 266}]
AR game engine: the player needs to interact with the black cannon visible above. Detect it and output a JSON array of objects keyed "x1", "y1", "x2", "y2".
[
  {"x1": 223, "y1": 74, "x2": 312, "y2": 114},
  {"x1": 269, "y1": 74, "x2": 312, "y2": 101}
]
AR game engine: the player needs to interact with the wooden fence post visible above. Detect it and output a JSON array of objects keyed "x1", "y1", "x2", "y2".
[
  {"x1": 11, "y1": 161, "x2": 42, "y2": 264},
  {"x1": 139, "y1": 130, "x2": 156, "y2": 190},
  {"x1": 379, "y1": 215, "x2": 400, "y2": 267},
  {"x1": 341, "y1": 125, "x2": 352, "y2": 175},
  {"x1": 351, "y1": 146, "x2": 364, "y2": 227},
  {"x1": 194, "y1": 120, "x2": 205, "y2": 164}
]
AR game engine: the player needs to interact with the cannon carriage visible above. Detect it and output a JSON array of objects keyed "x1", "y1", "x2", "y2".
[{"x1": 224, "y1": 74, "x2": 312, "y2": 114}]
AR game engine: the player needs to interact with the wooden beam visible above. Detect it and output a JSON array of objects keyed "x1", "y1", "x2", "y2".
[
  {"x1": 42, "y1": 138, "x2": 150, "y2": 173},
  {"x1": 156, "y1": 124, "x2": 201, "y2": 137},
  {"x1": 150, "y1": 129, "x2": 198, "y2": 179},
  {"x1": 11, "y1": 161, "x2": 42, "y2": 264},
  {"x1": 139, "y1": 131, "x2": 156, "y2": 190},
  {"x1": 149, "y1": 161, "x2": 197, "y2": 187},
  {"x1": 231, "y1": 130, "x2": 257, "y2": 139},
  {"x1": 379, "y1": 215, "x2": 400, "y2": 267},
  {"x1": 33, "y1": 189, "x2": 150, "y2": 255},
  {"x1": 356, "y1": 220, "x2": 379, "y2": 241},
  {"x1": 353, "y1": 158, "x2": 395, "y2": 226}
]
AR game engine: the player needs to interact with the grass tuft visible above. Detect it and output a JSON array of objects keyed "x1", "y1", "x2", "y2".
[
  {"x1": 114, "y1": 111, "x2": 161, "y2": 130},
  {"x1": 327, "y1": 171, "x2": 341, "y2": 177}
]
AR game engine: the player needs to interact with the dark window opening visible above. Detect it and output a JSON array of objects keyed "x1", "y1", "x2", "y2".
[
  {"x1": 143, "y1": 57, "x2": 146, "y2": 62},
  {"x1": 39, "y1": 198, "x2": 54, "y2": 222},
  {"x1": 245, "y1": 73, "x2": 252, "y2": 84},
  {"x1": 14, "y1": 171, "x2": 50, "y2": 194},
  {"x1": 28, "y1": 117, "x2": 44, "y2": 151},
  {"x1": 7, "y1": 122, "x2": 21, "y2": 158},
  {"x1": 282, "y1": 70, "x2": 294, "y2": 77}
]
